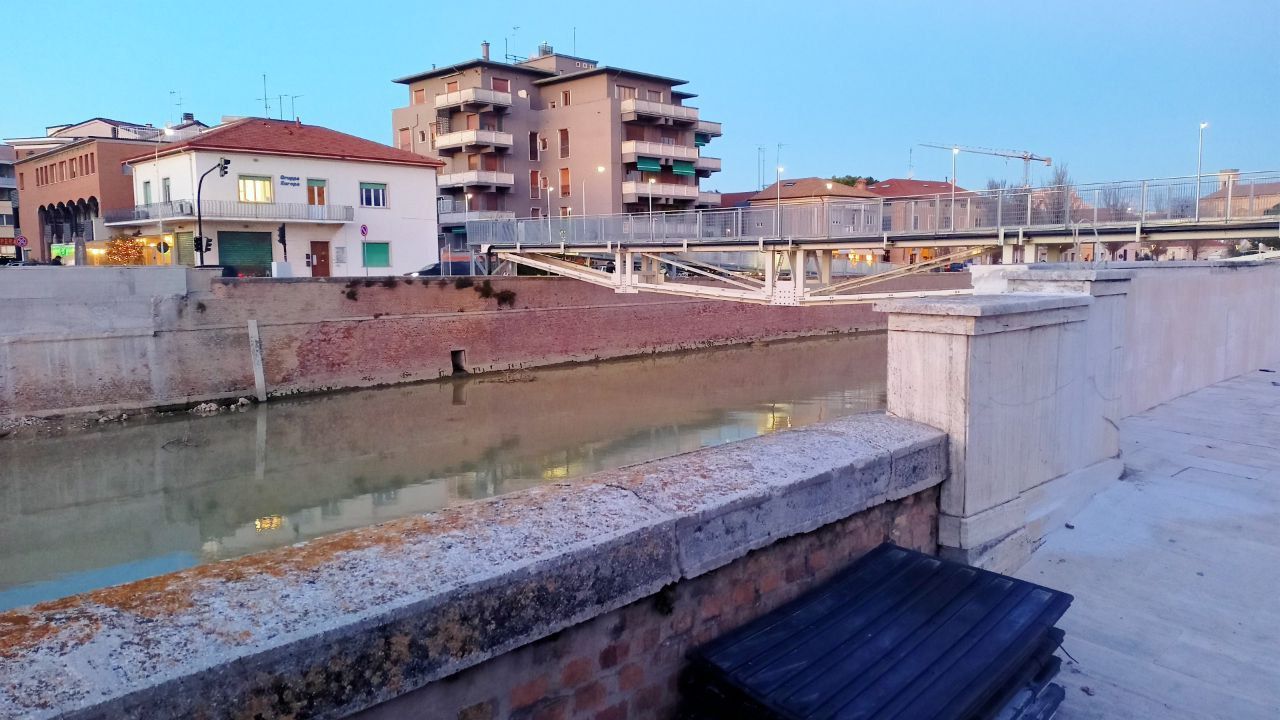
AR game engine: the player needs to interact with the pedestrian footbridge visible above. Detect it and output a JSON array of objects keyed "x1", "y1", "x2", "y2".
[{"x1": 466, "y1": 171, "x2": 1280, "y2": 305}]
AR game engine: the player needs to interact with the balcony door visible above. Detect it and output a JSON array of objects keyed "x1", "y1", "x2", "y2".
[{"x1": 307, "y1": 179, "x2": 327, "y2": 220}]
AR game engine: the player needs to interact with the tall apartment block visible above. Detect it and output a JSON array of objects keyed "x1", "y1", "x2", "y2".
[{"x1": 391, "y1": 42, "x2": 723, "y2": 248}]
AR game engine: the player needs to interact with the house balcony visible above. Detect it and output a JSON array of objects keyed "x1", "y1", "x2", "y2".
[
  {"x1": 435, "y1": 129, "x2": 514, "y2": 153},
  {"x1": 437, "y1": 171, "x2": 515, "y2": 190},
  {"x1": 102, "y1": 200, "x2": 354, "y2": 226},
  {"x1": 697, "y1": 191, "x2": 722, "y2": 206},
  {"x1": 622, "y1": 181, "x2": 699, "y2": 203},
  {"x1": 695, "y1": 156, "x2": 722, "y2": 174},
  {"x1": 620, "y1": 98, "x2": 698, "y2": 125},
  {"x1": 437, "y1": 198, "x2": 515, "y2": 226},
  {"x1": 695, "y1": 120, "x2": 723, "y2": 137},
  {"x1": 434, "y1": 88, "x2": 512, "y2": 111},
  {"x1": 621, "y1": 140, "x2": 699, "y2": 164}
]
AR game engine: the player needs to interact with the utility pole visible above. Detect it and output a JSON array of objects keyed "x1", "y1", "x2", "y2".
[{"x1": 259, "y1": 74, "x2": 271, "y2": 117}]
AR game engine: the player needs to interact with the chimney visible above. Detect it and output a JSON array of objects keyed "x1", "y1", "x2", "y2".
[
  {"x1": 182, "y1": 112, "x2": 194, "y2": 122},
  {"x1": 481, "y1": 41, "x2": 490, "y2": 61},
  {"x1": 1218, "y1": 168, "x2": 1240, "y2": 189}
]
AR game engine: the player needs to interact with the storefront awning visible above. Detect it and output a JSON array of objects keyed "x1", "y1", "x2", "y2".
[
  {"x1": 635, "y1": 157, "x2": 662, "y2": 172},
  {"x1": 672, "y1": 161, "x2": 696, "y2": 176}
]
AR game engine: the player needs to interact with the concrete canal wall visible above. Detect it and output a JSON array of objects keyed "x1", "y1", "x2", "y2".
[{"x1": 0, "y1": 267, "x2": 969, "y2": 421}]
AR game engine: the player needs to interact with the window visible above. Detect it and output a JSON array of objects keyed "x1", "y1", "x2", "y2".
[
  {"x1": 162, "y1": 177, "x2": 171, "y2": 202},
  {"x1": 559, "y1": 129, "x2": 569, "y2": 158},
  {"x1": 362, "y1": 242, "x2": 391, "y2": 268},
  {"x1": 419, "y1": 130, "x2": 427, "y2": 143},
  {"x1": 559, "y1": 206, "x2": 572, "y2": 217},
  {"x1": 528, "y1": 131, "x2": 539, "y2": 161},
  {"x1": 549, "y1": 99, "x2": 557, "y2": 109},
  {"x1": 238, "y1": 175, "x2": 273, "y2": 203},
  {"x1": 467, "y1": 154, "x2": 480, "y2": 171},
  {"x1": 530, "y1": 207, "x2": 542, "y2": 218},
  {"x1": 492, "y1": 77, "x2": 510, "y2": 92},
  {"x1": 142, "y1": 180, "x2": 152, "y2": 205},
  {"x1": 412, "y1": 88, "x2": 426, "y2": 105},
  {"x1": 559, "y1": 168, "x2": 571, "y2": 197},
  {"x1": 539, "y1": 136, "x2": 549, "y2": 152},
  {"x1": 17, "y1": 172, "x2": 22, "y2": 191},
  {"x1": 561, "y1": 90, "x2": 571, "y2": 107},
  {"x1": 69, "y1": 160, "x2": 76, "y2": 179},
  {"x1": 58, "y1": 161, "x2": 66, "y2": 182},
  {"x1": 360, "y1": 182, "x2": 388, "y2": 207},
  {"x1": 529, "y1": 170, "x2": 541, "y2": 199},
  {"x1": 397, "y1": 127, "x2": 411, "y2": 150},
  {"x1": 307, "y1": 178, "x2": 327, "y2": 205},
  {"x1": 445, "y1": 80, "x2": 459, "y2": 93},
  {"x1": 647, "y1": 89, "x2": 663, "y2": 102},
  {"x1": 89, "y1": 153, "x2": 95, "y2": 174},
  {"x1": 616, "y1": 84, "x2": 637, "y2": 100}
]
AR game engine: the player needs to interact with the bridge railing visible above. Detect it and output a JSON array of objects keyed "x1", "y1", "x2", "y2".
[{"x1": 467, "y1": 171, "x2": 1280, "y2": 247}]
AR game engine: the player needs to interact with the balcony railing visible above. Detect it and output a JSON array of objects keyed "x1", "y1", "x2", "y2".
[
  {"x1": 697, "y1": 191, "x2": 722, "y2": 206},
  {"x1": 435, "y1": 129, "x2": 515, "y2": 152},
  {"x1": 103, "y1": 200, "x2": 355, "y2": 225},
  {"x1": 434, "y1": 88, "x2": 513, "y2": 109},
  {"x1": 439, "y1": 209, "x2": 517, "y2": 225},
  {"x1": 695, "y1": 156, "x2": 722, "y2": 173},
  {"x1": 695, "y1": 120, "x2": 723, "y2": 137},
  {"x1": 437, "y1": 171, "x2": 516, "y2": 189},
  {"x1": 622, "y1": 181, "x2": 699, "y2": 200},
  {"x1": 621, "y1": 141, "x2": 699, "y2": 162},
  {"x1": 620, "y1": 98, "x2": 699, "y2": 123}
]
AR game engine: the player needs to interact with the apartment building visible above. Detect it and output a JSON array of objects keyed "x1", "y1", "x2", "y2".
[
  {"x1": 106, "y1": 118, "x2": 443, "y2": 277},
  {"x1": 391, "y1": 42, "x2": 723, "y2": 254},
  {"x1": 0, "y1": 145, "x2": 17, "y2": 260}
]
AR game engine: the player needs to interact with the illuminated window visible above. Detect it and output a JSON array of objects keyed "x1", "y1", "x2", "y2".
[
  {"x1": 238, "y1": 175, "x2": 273, "y2": 203},
  {"x1": 559, "y1": 167, "x2": 570, "y2": 197},
  {"x1": 360, "y1": 182, "x2": 388, "y2": 208}
]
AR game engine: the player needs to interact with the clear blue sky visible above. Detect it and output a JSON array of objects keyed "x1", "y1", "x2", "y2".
[{"x1": 7, "y1": 1, "x2": 1277, "y2": 191}]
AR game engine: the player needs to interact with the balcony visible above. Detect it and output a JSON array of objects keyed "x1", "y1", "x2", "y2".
[
  {"x1": 620, "y1": 98, "x2": 698, "y2": 124},
  {"x1": 103, "y1": 200, "x2": 354, "y2": 226},
  {"x1": 435, "y1": 129, "x2": 515, "y2": 153},
  {"x1": 697, "y1": 191, "x2": 722, "y2": 206},
  {"x1": 437, "y1": 171, "x2": 515, "y2": 189},
  {"x1": 621, "y1": 140, "x2": 699, "y2": 164},
  {"x1": 695, "y1": 120, "x2": 723, "y2": 137},
  {"x1": 622, "y1": 181, "x2": 699, "y2": 203},
  {"x1": 437, "y1": 198, "x2": 515, "y2": 225},
  {"x1": 695, "y1": 156, "x2": 722, "y2": 174},
  {"x1": 434, "y1": 88, "x2": 513, "y2": 111}
]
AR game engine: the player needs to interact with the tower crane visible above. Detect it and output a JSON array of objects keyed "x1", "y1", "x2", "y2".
[{"x1": 920, "y1": 144, "x2": 1052, "y2": 187}]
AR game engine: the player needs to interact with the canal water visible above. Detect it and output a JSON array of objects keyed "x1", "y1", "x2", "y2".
[{"x1": 0, "y1": 333, "x2": 888, "y2": 611}]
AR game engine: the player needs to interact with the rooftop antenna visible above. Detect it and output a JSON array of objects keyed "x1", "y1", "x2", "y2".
[
  {"x1": 289, "y1": 95, "x2": 304, "y2": 121},
  {"x1": 505, "y1": 26, "x2": 523, "y2": 63},
  {"x1": 169, "y1": 90, "x2": 184, "y2": 124},
  {"x1": 907, "y1": 147, "x2": 915, "y2": 179},
  {"x1": 258, "y1": 74, "x2": 271, "y2": 118},
  {"x1": 573, "y1": 26, "x2": 576, "y2": 55}
]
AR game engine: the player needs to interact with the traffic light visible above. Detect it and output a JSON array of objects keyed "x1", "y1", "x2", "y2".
[
  {"x1": 203, "y1": 236, "x2": 214, "y2": 253},
  {"x1": 276, "y1": 224, "x2": 286, "y2": 247},
  {"x1": 217, "y1": 158, "x2": 230, "y2": 177}
]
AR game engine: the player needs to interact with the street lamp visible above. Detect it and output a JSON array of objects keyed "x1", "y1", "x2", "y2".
[
  {"x1": 583, "y1": 164, "x2": 605, "y2": 217},
  {"x1": 775, "y1": 164, "x2": 784, "y2": 237},
  {"x1": 647, "y1": 177, "x2": 656, "y2": 238},
  {"x1": 1195, "y1": 122, "x2": 1209, "y2": 222},
  {"x1": 950, "y1": 146, "x2": 959, "y2": 231},
  {"x1": 464, "y1": 192, "x2": 473, "y2": 218}
]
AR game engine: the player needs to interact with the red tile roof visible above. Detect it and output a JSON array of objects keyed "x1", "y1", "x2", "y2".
[
  {"x1": 749, "y1": 177, "x2": 878, "y2": 203},
  {"x1": 1202, "y1": 181, "x2": 1280, "y2": 200},
  {"x1": 866, "y1": 178, "x2": 968, "y2": 198},
  {"x1": 125, "y1": 118, "x2": 444, "y2": 168},
  {"x1": 718, "y1": 191, "x2": 757, "y2": 208}
]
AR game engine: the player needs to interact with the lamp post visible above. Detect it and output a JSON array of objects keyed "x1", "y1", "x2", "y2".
[
  {"x1": 1195, "y1": 121, "x2": 1209, "y2": 221},
  {"x1": 583, "y1": 165, "x2": 604, "y2": 217},
  {"x1": 147, "y1": 125, "x2": 176, "y2": 267},
  {"x1": 647, "y1": 177, "x2": 656, "y2": 239},
  {"x1": 950, "y1": 146, "x2": 959, "y2": 231},
  {"x1": 464, "y1": 192, "x2": 473, "y2": 218},
  {"x1": 775, "y1": 163, "x2": 784, "y2": 238},
  {"x1": 196, "y1": 157, "x2": 230, "y2": 266}
]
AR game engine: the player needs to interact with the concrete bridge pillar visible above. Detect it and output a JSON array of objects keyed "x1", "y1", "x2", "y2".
[{"x1": 877, "y1": 273, "x2": 1131, "y2": 571}]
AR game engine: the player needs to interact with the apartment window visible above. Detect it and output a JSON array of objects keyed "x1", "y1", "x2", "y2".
[
  {"x1": 559, "y1": 168, "x2": 571, "y2": 197},
  {"x1": 360, "y1": 182, "x2": 388, "y2": 208},
  {"x1": 530, "y1": 207, "x2": 542, "y2": 218},
  {"x1": 616, "y1": 84, "x2": 637, "y2": 100},
  {"x1": 418, "y1": 129, "x2": 427, "y2": 143},
  {"x1": 89, "y1": 153, "x2": 96, "y2": 174},
  {"x1": 647, "y1": 89, "x2": 663, "y2": 102},
  {"x1": 397, "y1": 127, "x2": 411, "y2": 150},
  {"x1": 465, "y1": 114, "x2": 479, "y2": 131},
  {"x1": 549, "y1": 99, "x2": 557, "y2": 109},
  {"x1": 559, "y1": 129, "x2": 570, "y2": 158},
  {"x1": 492, "y1": 77, "x2": 510, "y2": 92},
  {"x1": 467, "y1": 154, "x2": 480, "y2": 171},
  {"x1": 559, "y1": 206, "x2": 572, "y2": 217},
  {"x1": 362, "y1": 242, "x2": 391, "y2": 268},
  {"x1": 17, "y1": 172, "x2": 22, "y2": 191},
  {"x1": 529, "y1": 170, "x2": 541, "y2": 199},
  {"x1": 539, "y1": 136, "x2": 549, "y2": 152},
  {"x1": 162, "y1": 177, "x2": 171, "y2": 202},
  {"x1": 69, "y1": 161, "x2": 76, "y2": 179},
  {"x1": 561, "y1": 90, "x2": 571, "y2": 107},
  {"x1": 142, "y1": 180, "x2": 153, "y2": 205},
  {"x1": 412, "y1": 88, "x2": 425, "y2": 105},
  {"x1": 446, "y1": 80, "x2": 459, "y2": 93},
  {"x1": 528, "y1": 131, "x2": 539, "y2": 161},
  {"x1": 307, "y1": 178, "x2": 327, "y2": 205},
  {"x1": 238, "y1": 175, "x2": 273, "y2": 203},
  {"x1": 58, "y1": 161, "x2": 66, "y2": 182}
]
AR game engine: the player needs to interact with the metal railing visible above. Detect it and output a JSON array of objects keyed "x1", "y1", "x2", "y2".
[
  {"x1": 103, "y1": 199, "x2": 355, "y2": 224},
  {"x1": 620, "y1": 97, "x2": 699, "y2": 122},
  {"x1": 435, "y1": 129, "x2": 515, "y2": 150},
  {"x1": 434, "y1": 88, "x2": 512, "y2": 109},
  {"x1": 620, "y1": 140, "x2": 699, "y2": 161},
  {"x1": 467, "y1": 171, "x2": 1280, "y2": 248}
]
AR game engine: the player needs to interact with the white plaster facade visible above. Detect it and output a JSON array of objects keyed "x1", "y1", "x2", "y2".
[{"x1": 112, "y1": 148, "x2": 439, "y2": 277}]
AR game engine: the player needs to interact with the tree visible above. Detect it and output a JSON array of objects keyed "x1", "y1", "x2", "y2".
[
  {"x1": 1042, "y1": 165, "x2": 1074, "y2": 224},
  {"x1": 104, "y1": 235, "x2": 145, "y2": 266},
  {"x1": 830, "y1": 175, "x2": 878, "y2": 187}
]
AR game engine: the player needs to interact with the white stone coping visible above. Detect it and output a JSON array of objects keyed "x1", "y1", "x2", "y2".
[{"x1": 874, "y1": 293, "x2": 1092, "y2": 317}]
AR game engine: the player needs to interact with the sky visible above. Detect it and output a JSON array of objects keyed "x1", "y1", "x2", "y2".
[{"x1": 6, "y1": 0, "x2": 1278, "y2": 192}]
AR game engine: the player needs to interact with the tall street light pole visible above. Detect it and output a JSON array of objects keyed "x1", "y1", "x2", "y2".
[
  {"x1": 1195, "y1": 122, "x2": 1209, "y2": 222},
  {"x1": 647, "y1": 177, "x2": 656, "y2": 239},
  {"x1": 950, "y1": 146, "x2": 959, "y2": 231}
]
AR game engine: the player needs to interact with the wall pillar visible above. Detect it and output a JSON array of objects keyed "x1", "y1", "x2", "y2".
[{"x1": 877, "y1": 283, "x2": 1127, "y2": 572}]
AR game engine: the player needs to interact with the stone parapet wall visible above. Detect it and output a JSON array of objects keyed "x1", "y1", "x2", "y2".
[{"x1": 0, "y1": 412, "x2": 946, "y2": 719}]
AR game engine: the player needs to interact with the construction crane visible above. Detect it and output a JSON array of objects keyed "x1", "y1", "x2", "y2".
[{"x1": 920, "y1": 144, "x2": 1052, "y2": 187}]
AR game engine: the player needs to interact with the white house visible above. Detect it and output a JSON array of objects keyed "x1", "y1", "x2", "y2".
[{"x1": 105, "y1": 117, "x2": 444, "y2": 277}]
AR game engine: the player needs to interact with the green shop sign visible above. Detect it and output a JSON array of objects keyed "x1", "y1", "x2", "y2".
[{"x1": 50, "y1": 244, "x2": 75, "y2": 258}]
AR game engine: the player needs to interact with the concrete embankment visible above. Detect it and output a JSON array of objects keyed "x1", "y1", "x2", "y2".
[{"x1": 0, "y1": 267, "x2": 969, "y2": 424}]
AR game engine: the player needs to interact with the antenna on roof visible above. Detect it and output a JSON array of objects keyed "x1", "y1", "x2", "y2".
[
  {"x1": 169, "y1": 90, "x2": 184, "y2": 125},
  {"x1": 258, "y1": 74, "x2": 272, "y2": 118},
  {"x1": 573, "y1": 26, "x2": 576, "y2": 55},
  {"x1": 907, "y1": 147, "x2": 914, "y2": 180}
]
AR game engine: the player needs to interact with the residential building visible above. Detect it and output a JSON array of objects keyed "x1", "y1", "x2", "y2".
[
  {"x1": 105, "y1": 118, "x2": 443, "y2": 277},
  {"x1": 1200, "y1": 169, "x2": 1280, "y2": 219},
  {"x1": 5, "y1": 115, "x2": 208, "y2": 161},
  {"x1": 0, "y1": 144, "x2": 17, "y2": 260},
  {"x1": 866, "y1": 178, "x2": 977, "y2": 264},
  {"x1": 748, "y1": 177, "x2": 879, "y2": 207},
  {"x1": 390, "y1": 41, "x2": 723, "y2": 258}
]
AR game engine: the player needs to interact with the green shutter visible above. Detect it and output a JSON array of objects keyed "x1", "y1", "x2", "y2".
[
  {"x1": 307, "y1": 179, "x2": 326, "y2": 188},
  {"x1": 216, "y1": 231, "x2": 273, "y2": 276},
  {"x1": 176, "y1": 231, "x2": 195, "y2": 266},
  {"x1": 694, "y1": 133, "x2": 710, "y2": 146},
  {"x1": 672, "y1": 161, "x2": 696, "y2": 176},
  {"x1": 635, "y1": 157, "x2": 662, "y2": 172},
  {"x1": 363, "y1": 242, "x2": 391, "y2": 268}
]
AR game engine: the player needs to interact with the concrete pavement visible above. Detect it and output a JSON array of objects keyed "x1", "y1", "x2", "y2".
[{"x1": 1018, "y1": 369, "x2": 1280, "y2": 719}]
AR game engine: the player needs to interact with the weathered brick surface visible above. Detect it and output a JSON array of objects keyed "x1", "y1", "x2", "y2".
[{"x1": 358, "y1": 486, "x2": 938, "y2": 719}]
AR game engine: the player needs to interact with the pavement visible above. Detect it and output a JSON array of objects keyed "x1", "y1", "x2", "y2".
[{"x1": 1017, "y1": 369, "x2": 1280, "y2": 719}]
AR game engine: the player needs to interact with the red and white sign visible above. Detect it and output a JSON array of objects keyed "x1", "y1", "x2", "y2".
[
  {"x1": 359, "y1": 224, "x2": 368, "y2": 237},
  {"x1": 15, "y1": 235, "x2": 27, "y2": 248}
]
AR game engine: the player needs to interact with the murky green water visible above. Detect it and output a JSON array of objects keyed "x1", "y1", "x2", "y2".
[{"x1": 0, "y1": 333, "x2": 888, "y2": 610}]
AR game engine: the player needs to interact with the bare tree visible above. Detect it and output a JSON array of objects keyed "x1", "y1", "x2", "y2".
[{"x1": 1042, "y1": 165, "x2": 1074, "y2": 224}]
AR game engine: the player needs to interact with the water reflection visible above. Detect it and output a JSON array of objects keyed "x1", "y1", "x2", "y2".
[{"x1": 0, "y1": 333, "x2": 887, "y2": 610}]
